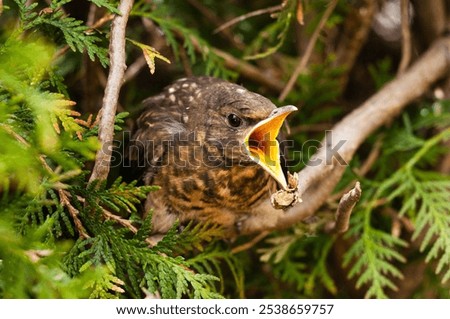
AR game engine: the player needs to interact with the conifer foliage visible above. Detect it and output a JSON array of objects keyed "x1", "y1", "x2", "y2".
[{"x1": 0, "y1": 0, "x2": 449, "y2": 298}]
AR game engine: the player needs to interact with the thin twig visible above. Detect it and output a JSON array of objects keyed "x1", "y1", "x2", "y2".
[
  {"x1": 103, "y1": 209, "x2": 157, "y2": 246},
  {"x1": 86, "y1": 0, "x2": 115, "y2": 30},
  {"x1": 59, "y1": 190, "x2": 89, "y2": 238},
  {"x1": 90, "y1": 13, "x2": 115, "y2": 30},
  {"x1": 279, "y1": 0, "x2": 339, "y2": 101},
  {"x1": 102, "y1": 209, "x2": 139, "y2": 233},
  {"x1": 171, "y1": 27, "x2": 284, "y2": 91},
  {"x1": 179, "y1": 45, "x2": 194, "y2": 76},
  {"x1": 213, "y1": 48, "x2": 284, "y2": 92},
  {"x1": 75, "y1": 195, "x2": 157, "y2": 246},
  {"x1": 0, "y1": 123, "x2": 56, "y2": 175},
  {"x1": 89, "y1": 0, "x2": 134, "y2": 183},
  {"x1": 333, "y1": 0, "x2": 377, "y2": 89},
  {"x1": 187, "y1": 0, "x2": 244, "y2": 49},
  {"x1": 411, "y1": 0, "x2": 446, "y2": 48},
  {"x1": 175, "y1": 28, "x2": 285, "y2": 91},
  {"x1": 74, "y1": 195, "x2": 133, "y2": 229},
  {"x1": 231, "y1": 231, "x2": 270, "y2": 254},
  {"x1": 355, "y1": 136, "x2": 382, "y2": 176},
  {"x1": 333, "y1": 182, "x2": 361, "y2": 234},
  {"x1": 398, "y1": 0, "x2": 412, "y2": 74},
  {"x1": 438, "y1": 140, "x2": 450, "y2": 174},
  {"x1": 327, "y1": 136, "x2": 382, "y2": 203},
  {"x1": 214, "y1": 4, "x2": 283, "y2": 34},
  {"x1": 383, "y1": 207, "x2": 415, "y2": 238},
  {"x1": 123, "y1": 55, "x2": 147, "y2": 83},
  {"x1": 86, "y1": 2, "x2": 97, "y2": 27},
  {"x1": 1, "y1": 122, "x2": 89, "y2": 237},
  {"x1": 187, "y1": 0, "x2": 224, "y2": 29}
]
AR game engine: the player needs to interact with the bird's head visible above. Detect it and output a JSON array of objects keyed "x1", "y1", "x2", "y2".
[{"x1": 187, "y1": 78, "x2": 297, "y2": 190}]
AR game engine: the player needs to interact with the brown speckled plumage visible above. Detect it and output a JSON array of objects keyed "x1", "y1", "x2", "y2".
[{"x1": 128, "y1": 77, "x2": 290, "y2": 235}]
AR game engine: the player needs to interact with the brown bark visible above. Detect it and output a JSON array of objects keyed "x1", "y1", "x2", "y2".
[{"x1": 89, "y1": 0, "x2": 134, "y2": 183}]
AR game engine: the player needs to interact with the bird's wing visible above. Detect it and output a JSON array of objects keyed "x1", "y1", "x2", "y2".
[{"x1": 125, "y1": 93, "x2": 187, "y2": 184}]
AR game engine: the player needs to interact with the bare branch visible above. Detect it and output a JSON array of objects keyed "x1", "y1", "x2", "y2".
[
  {"x1": 231, "y1": 231, "x2": 270, "y2": 254},
  {"x1": 167, "y1": 25, "x2": 284, "y2": 91},
  {"x1": 275, "y1": 36, "x2": 450, "y2": 230},
  {"x1": 213, "y1": 48, "x2": 285, "y2": 92},
  {"x1": 241, "y1": 36, "x2": 450, "y2": 234},
  {"x1": 383, "y1": 207, "x2": 415, "y2": 237},
  {"x1": 279, "y1": 0, "x2": 339, "y2": 101},
  {"x1": 398, "y1": 0, "x2": 412, "y2": 74},
  {"x1": 123, "y1": 55, "x2": 147, "y2": 83},
  {"x1": 438, "y1": 140, "x2": 450, "y2": 174},
  {"x1": 355, "y1": 137, "x2": 382, "y2": 177},
  {"x1": 179, "y1": 45, "x2": 194, "y2": 77},
  {"x1": 333, "y1": 182, "x2": 361, "y2": 234},
  {"x1": 333, "y1": 0, "x2": 377, "y2": 88},
  {"x1": 187, "y1": 0, "x2": 244, "y2": 49},
  {"x1": 411, "y1": 0, "x2": 446, "y2": 48},
  {"x1": 90, "y1": 13, "x2": 115, "y2": 30},
  {"x1": 0, "y1": 122, "x2": 90, "y2": 237},
  {"x1": 86, "y1": 2, "x2": 97, "y2": 27},
  {"x1": 326, "y1": 137, "x2": 381, "y2": 205},
  {"x1": 171, "y1": 26, "x2": 284, "y2": 91},
  {"x1": 102, "y1": 208, "x2": 139, "y2": 233},
  {"x1": 0, "y1": 123, "x2": 80, "y2": 190},
  {"x1": 89, "y1": 0, "x2": 134, "y2": 183},
  {"x1": 214, "y1": 4, "x2": 283, "y2": 34}
]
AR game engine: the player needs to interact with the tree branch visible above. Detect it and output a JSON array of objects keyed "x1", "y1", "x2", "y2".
[
  {"x1": 241, "y1": 36, "x2": 450, "y2": 234},
  {"x1": 213, "y1": 48, "x2": 285, "y2": 92},
  {"x1": 279, "y1": 0, "x2": 339, "y2": 101},
  {"x1": 277, "y1": 36, "x2": 450, "y2": 229},
  {"x1": 176, "y1": 29, "x2": 285, "y2": 92},
  {"x1": 214, "y1": 4, "x2": 283, "y2": 34},
  {"x1": 123, "y1": 55, "x2": 146, "y2": 83},
  {"x1": 231, "y1": 231, "x2": 270, "y2": 254},
  {"x1": 411, "y1": 0, "x2": 446, "y2": 48},
  {"x1": 89, "y1": 0, "x2": 134, "y2": 183},
  {"x1": 398, "y1": 0, "x2": 412, "y2": 74},
  {"x1": 187, "y1": 0, "x2": 244, "y2": 49}
]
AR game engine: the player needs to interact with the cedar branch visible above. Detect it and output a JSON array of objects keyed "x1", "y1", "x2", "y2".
[{"x1": 59, "y1": 190, "x2": 89, "y2": 238}]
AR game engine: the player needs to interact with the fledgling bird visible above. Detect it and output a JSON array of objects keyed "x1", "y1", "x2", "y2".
[{"x1": 128, "y1": 77, "x2": 297, "y2": 235}]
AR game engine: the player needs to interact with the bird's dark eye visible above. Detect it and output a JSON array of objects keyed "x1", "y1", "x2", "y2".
[{"x1": 227, "y1": 113, "x2": 242, "y2": 127}]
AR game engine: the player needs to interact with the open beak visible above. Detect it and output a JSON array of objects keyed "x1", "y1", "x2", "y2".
[{"x1": 244, "y1": 105, "x2": 297, "y2": 190}]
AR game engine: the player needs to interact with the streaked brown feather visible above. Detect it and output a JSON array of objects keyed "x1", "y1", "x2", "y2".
[{"x1": 128, "y1": 77, "x2": 284, "y2": 235}]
